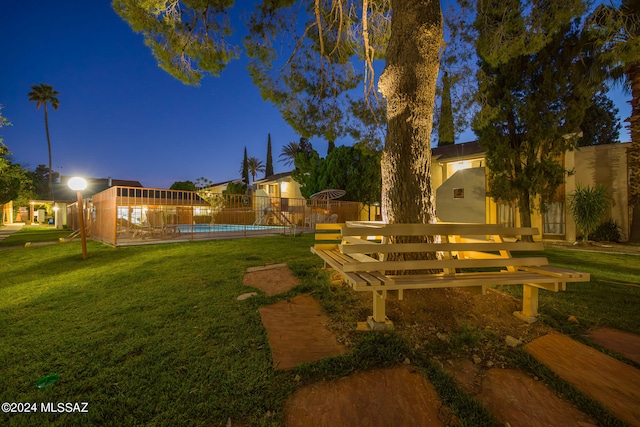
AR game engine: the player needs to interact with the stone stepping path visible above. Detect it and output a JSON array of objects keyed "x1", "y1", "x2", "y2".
[
  {"x1": 241, "y1": 264, "x2": 346, "y2": 370},
  {"x1": 284, "y1": 366, "x2": 444, "y2": 427},
  {"x1": 258, "y1": 294, "x2": 347, "y2": 370},
  {"x1": 587, "y1": 327, "x2": 640, "y2": 363},
  {"x1": 446, "y1": 359, "x2": 596, "y2": 427},
  {"x1": 526, "y1": 332, "x2": 640, "y2": 426},
  {"x1": 243, "y1": 264, "x2": 640, "y2": 425},
  {"x1": 243, "y1": 263, "x2": 300, "y2": 296}
]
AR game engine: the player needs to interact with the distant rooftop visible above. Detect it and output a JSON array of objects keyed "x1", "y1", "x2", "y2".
[
  {"x1": 51, "y1": 176, "x2": 143, "y2": 202},
  {"x1": 431, "y1": 140, "x2": 483, "y2": 162},
  {"x1": 254, "y1": 171, "x2": 294, "y2": 183}
]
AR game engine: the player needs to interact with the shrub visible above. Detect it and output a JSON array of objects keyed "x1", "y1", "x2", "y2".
[
  {"x1": 568, "y1": 184, "x2": 609, "y2": 243},
  {"x1": 589, "y1": 218, "x2": 623, "y2": 243}
]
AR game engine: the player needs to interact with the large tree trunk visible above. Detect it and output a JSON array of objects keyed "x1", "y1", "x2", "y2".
[
  {"x1": 379, "y1": 0, "x2": 443, "y2": 225},
  {"x1": 518, "y1": 190, "x2": 534, "y2": 242},
  {"x1": 627, "y1": 62, "x2": 640, "y2": 241}
]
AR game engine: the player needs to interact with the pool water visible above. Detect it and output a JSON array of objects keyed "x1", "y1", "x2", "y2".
[{"x1": 177, "y1": 224, "x2": 284, "y2": 233}]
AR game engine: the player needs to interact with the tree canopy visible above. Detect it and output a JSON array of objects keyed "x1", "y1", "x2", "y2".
[
  {"x1": 169, "y1": 180, "x2": 196, "y2": 191},
  {"x1": 112, "y1": 0, "x2": 239, "y2": 86},
  {"x1": 292, "y1": 143, "x2": 381, "y2": 205},
  {"x1": 114, "y1": 0, "x2": 446, "y2": 226},
  {"x1": 1, "y1": 109, "x2": 36, "y2": 208},
  {"x1": 472, "y1": 0, "x2": 602, "y2": 232},
  {"x1": 246, "y1": 156, "x2": 265, "y2": 183},
  {"x1": 578, "y1": 90, "x2": 621, "y2": 146}
]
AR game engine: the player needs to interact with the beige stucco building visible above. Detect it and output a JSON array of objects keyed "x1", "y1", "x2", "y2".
[
  {"x1": 431, "y1": 141, "x2": 631, "y2": 242},
  {"x1": 254, "y1": 171, "x2": 304, "y2": 199}
]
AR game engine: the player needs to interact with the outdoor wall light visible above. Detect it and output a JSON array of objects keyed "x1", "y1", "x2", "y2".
[{"x1": 68, "y1": 177, "x2": 88, "y2": 260}]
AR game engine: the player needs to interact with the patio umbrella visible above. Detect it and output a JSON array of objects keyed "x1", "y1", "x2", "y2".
[
  {"x1": 310, "y1": 189, "x2": 346, "y2": 200},
  {"x1": 310, "y1": 189, "x2": 346, "y2": 210}
]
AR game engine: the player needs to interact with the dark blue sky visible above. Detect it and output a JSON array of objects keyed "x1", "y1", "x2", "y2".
[{"x1": 0, "y1": 1, "x2": 631, "y2": 189}]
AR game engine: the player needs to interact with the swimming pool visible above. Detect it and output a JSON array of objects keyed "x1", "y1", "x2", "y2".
[{"x1": 177, "y1": 224, "x2": 284, "y2": 233}]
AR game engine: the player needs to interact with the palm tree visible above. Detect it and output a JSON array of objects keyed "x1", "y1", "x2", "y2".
[
  {"x1": 246, "y1": 157, "x2": 265, "y2": 184},
  {"x1": 589, "y1": 1, "x2": 640, "y2": 239},
  {"x1": 278, "y1": 141, "x2": 301, "y2": 167},
  {"x1": 28, "y1": 83, "x2": 60, "y2": 200}
]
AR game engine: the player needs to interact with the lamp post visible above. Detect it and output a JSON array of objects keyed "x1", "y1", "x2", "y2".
[{"x1": 68, "y1": 177, "x2": 88, "y2": 260}]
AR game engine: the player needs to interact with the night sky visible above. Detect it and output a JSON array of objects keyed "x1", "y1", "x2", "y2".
[{"x1": 0, "y1": 1, "x2": 631, "y2": 190}]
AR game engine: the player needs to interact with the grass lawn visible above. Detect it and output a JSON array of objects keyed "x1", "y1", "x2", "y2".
[
  {"x1": 1, "y1": 234, "x2": 639, "y2": 426},
  {"x1": 0, "y1": 226, "x2": 73, "y2": 247},
  {"x1": 508, "y1": 248, "x2": 640, "y2": 335}
]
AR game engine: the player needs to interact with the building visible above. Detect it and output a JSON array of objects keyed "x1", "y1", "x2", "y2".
[
  {"x1": 253, "y1": 171, "x2": 303, "y2": 199},
  {"x1": 431, "y1": 141, "x2": 631, "y2": 242},
  {"x1": 5, "y1": 176, "x2": 143, "y2": 227}
]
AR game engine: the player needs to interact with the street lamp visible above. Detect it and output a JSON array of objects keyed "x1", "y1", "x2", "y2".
[{"x1": 68, "y1": 177, "x2": 88, "y2": 260}]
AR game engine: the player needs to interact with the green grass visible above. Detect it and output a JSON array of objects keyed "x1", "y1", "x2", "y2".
[
  {"x1": 508, "y1": 249, "x2": 640, "y2": 335},
  {"x1": 0, "y1": 226, "x2": 72, "y2": 247},
  {"x1": 1, "y1": 236, "x2": 639, "y2": 426}
]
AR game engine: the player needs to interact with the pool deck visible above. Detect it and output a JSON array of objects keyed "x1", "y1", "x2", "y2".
[{"x1": 112, "y1": 226, "x2": 303, "y2": 247}]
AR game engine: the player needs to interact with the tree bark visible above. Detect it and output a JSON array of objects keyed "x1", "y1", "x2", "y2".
[
  {"x1": 627, "y1": 63, "x2": 640, "y2": 241},
  {"x1": 518, "y1": 190, "x2": 534, "y2": 242},
  {"x1": 379, "y1": 0, "x2": 443, "y2": 225}
]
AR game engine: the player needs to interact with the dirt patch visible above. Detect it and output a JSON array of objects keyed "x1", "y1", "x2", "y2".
[
  {"x1": 243, "y1": 264, "x2": 301, "y2": 296},
  {"x1": 385, "y1": 287, "x2": 554, "y2": 355},
  {"x1": 445, "y1": 359, "x2": 596, "y2": 427},
  {"x1": 258, "y1": 294, "x2": 348, "y2": 370},
  {"x1": 526, "y1": 332, "x2": 640, "y2": 426},
  {"x1": 587, "y1": 327, "x2": 640, "y2": 363},
  {"x1": 284, "y1": 365, "x2": 446, "y2": 427}
]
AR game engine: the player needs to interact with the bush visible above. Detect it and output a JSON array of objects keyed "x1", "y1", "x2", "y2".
[
  {"x1": 589, "y1": 218, "x2": 623, "y2": 243},
  {"x1": 568, "y1": 184, "x2": 609, "y2": 243}
]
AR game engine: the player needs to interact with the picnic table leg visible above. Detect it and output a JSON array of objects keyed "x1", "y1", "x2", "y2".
[
  {"x1": 514, "y1": 284, "x2": 539, "y2": 323},
  {"x1": 367, "y1": 291, "x2": 394, "y2": 331}
]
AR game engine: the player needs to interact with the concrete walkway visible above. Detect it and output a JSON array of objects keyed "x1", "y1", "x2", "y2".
[{"x1": 0, "y1": 223, "x2": 23, "y2": 242}]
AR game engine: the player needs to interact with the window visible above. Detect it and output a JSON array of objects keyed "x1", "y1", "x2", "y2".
[
  {"x1": 497, "y1": 203, "x2": 515, "y2": 228},
  {"x1": 543, "y1": 202, "x2": 565, "y2": 236}
]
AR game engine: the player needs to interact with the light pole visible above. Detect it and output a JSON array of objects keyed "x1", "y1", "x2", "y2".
[{"x1": 68, "y1": 177, "x2": 88, "y2": 260}]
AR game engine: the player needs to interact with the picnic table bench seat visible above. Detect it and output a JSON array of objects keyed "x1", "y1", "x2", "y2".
[{"x1": 311, "y1": 222, "x2": 590, "y2": 330}]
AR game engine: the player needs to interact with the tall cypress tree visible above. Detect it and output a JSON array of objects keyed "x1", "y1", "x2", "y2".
[
  {"x1": 265, "y1": 134, "x2": 274, "y2": 177},
  {"x1": 438, "y1": 71, "x2": 454, "y2": 146},
  {"x1": 327, "y1": 140, "x2": 335, "y2": 155},
  {"x1": 241, "y1": 147, "x2": 249, "y2": 186}
]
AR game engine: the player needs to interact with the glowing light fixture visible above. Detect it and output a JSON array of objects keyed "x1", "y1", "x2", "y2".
[{"x1": 68, "y1": 177, "x2": 88, "y2": 260}]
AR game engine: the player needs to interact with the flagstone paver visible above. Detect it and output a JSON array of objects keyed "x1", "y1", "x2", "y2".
[
  {"x1": 446, "y1": 359, "x2": 596, "y2": 427},
  {"x1": 243, "y1": 265, "x2": 300, "y2": 296},
  {"x1": 284, "y1": 366, "x2": 445, "y2": 427},
  {"x1": 247, "y1": 263, "x2": 640, "y2": 426},
  {"x1": 526, "y1": 332, "x2": 640, "y2": 426},
  {"x1": 587, "y1": 327, "x2": 640, "y2": 363},
  {"x1": 258, "y1": 294, "x2": 347, "y2": 369}
]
